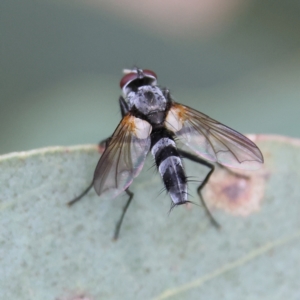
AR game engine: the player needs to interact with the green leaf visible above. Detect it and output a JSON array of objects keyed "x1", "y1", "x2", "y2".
[{"x1": 1, "y1": 135, "x2": 300, "y2": 300}]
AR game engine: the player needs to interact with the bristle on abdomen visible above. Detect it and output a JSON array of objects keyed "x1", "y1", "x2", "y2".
[{"x1": 151, "y1": 135, "x2": 188, "y2": 205}]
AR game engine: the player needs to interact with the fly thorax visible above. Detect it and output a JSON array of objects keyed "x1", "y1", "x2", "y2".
[{"x1": 127, "y1": 86, "x2": 167, "y2": 125}]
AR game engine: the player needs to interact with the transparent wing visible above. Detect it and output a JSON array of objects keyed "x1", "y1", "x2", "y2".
[
  {"x1": 93, "y1": 114, "x2": 151, "y2": 199},
  {"x1": 165, "y1": 103, "x2": 264, "y2": 170}
]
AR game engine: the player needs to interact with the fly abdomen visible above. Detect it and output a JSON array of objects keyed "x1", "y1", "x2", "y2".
[{"x1": 151, "y1": 135, "x2": 188, "y2": 205}]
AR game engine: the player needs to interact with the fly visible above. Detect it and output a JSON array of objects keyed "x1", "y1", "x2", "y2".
[{"x1": 68, "y1": 67, "x2": 264, "y2": 239}]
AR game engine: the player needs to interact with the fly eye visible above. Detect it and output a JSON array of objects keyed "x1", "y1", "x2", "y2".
[
  {"x1": 120, "y1": 72, "x2": 138, "y2": 89},
  {"x1": 143, "y1": 69, "x2": 157, "y2": 79}
]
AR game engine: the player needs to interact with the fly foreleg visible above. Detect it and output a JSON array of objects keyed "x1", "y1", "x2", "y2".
[
  {"x1": 67, "y1": 181, "x2": 94, "y2": 206},
  {"x1": 67, "y1": 136, "x2": 111, "y2": 206}
]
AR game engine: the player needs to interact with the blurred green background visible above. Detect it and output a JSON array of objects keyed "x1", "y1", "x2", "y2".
[{"x1": 1, "y1": 0, "x2": 300, "y2": 155}]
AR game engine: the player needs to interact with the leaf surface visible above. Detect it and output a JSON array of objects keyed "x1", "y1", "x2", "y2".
[{"x1": 0, "y1": 136, "x2": 299, "y2": 300}]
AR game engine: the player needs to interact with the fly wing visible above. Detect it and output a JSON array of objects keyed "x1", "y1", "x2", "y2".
[
  {"x1": 93, "y1": 114, "x2": 152, "y2": 199},
  {"x1": 165, "y1": 103, "x2": 263, "y2": 170}
]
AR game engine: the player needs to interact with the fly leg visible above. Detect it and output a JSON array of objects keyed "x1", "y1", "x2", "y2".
[
  {"x1": 67, "y1": 136, "x2": 111, "y2": 206},
  {"x1": 112, "y1": 95, "x2": 133, "y2": 239},
  {"x1": 114, "y1": 188, "x2": 134, "y2": 240},
  {"x1": 217, "y1": 163, "x2": 249, "y2": 179},
  {"x1": 67, "y1": 181, "x2": 94, "y2": 206},
  {"x1": 178, "y1": 149, "x2": 220, "y2": 229}
]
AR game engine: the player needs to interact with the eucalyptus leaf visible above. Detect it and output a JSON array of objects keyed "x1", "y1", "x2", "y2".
[{"x1": 1, "y1": 135, "x2": 300, "y2": 300}]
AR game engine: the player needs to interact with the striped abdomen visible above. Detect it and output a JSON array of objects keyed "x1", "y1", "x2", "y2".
[{"x1": 151, "y1": 130, "x2": 187, "y2": 206}]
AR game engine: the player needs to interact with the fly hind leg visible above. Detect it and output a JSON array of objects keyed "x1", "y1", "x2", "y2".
[
  {"x1": 178, "y1": 149, "x2": 220, "y2": 229},
  {"x1": 217, "y1": 163, "x2": 249, "y2": 179}
]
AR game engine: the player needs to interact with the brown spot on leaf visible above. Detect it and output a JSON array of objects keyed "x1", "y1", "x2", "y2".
[{"x1": 203, "y1": 166, "x2": 268, "y2": 216}]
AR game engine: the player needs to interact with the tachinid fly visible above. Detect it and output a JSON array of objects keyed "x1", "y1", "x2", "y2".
[{"x1": 68, "y1": 68, "x2": 264, "y2": 239}]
